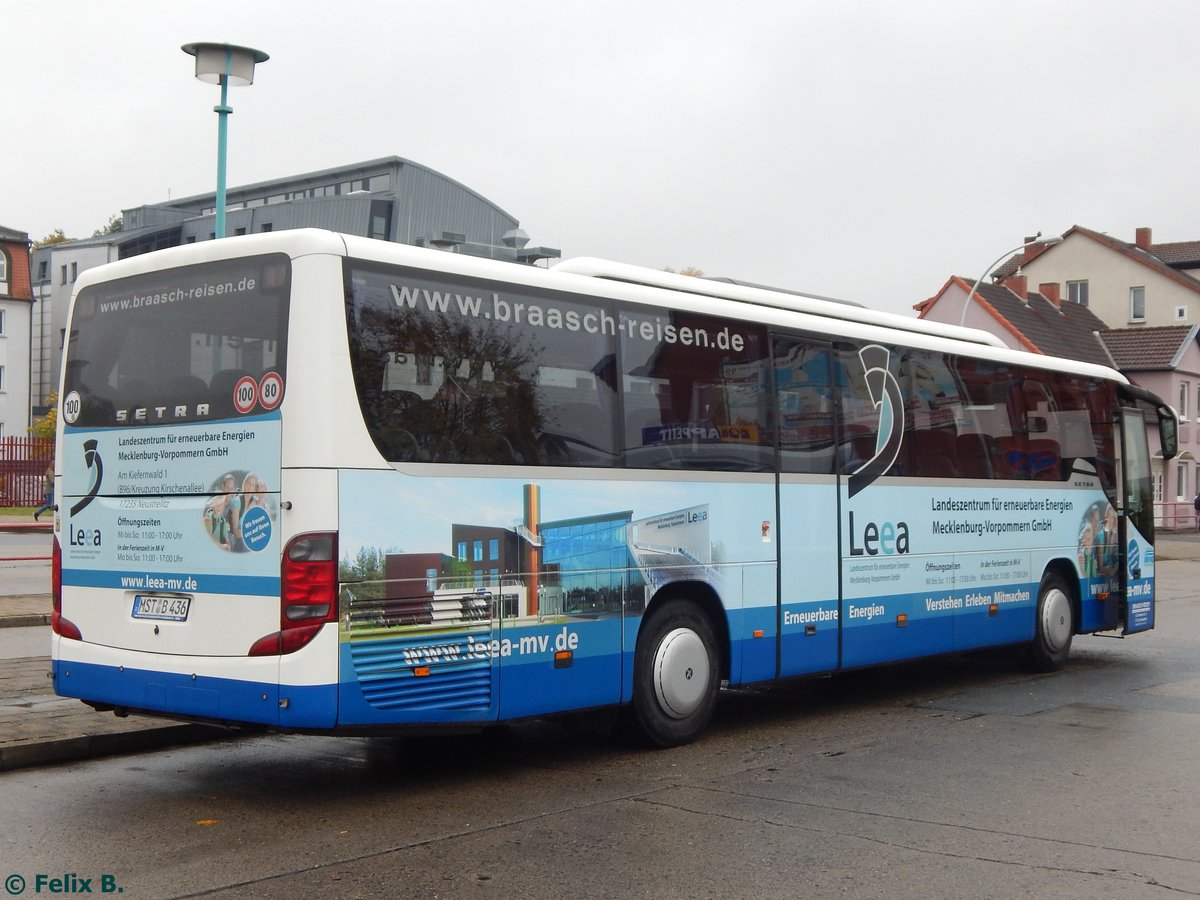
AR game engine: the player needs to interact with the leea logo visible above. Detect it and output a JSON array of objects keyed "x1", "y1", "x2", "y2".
[
  {"x1": 69, "y1": 524, "x2": 103, "y2": 547},
  {"x1": 848, "y1": 510, "x2": 910, "y2": 556}
]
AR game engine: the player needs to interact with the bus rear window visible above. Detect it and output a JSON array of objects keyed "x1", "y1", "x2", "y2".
[{"x1": 63, "y1": 254, "x2": 290, "y2": 427}]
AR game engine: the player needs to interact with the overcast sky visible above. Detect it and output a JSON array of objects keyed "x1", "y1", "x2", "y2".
[{"x1": 10, "y1": 1, "x2": 1200, "y2": 315}]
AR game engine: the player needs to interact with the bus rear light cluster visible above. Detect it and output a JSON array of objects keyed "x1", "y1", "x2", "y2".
[
  {"x1": 50, "y1": 535, "x2": 82, "y2": 641},
  {"x1": 248, "y1": 532, "x2": 338, "y2": 656}
]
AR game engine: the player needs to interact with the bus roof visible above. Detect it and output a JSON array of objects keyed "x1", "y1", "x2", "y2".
[
  {"x1": 69, "y1": 230, "x2": 1128, "y2": 388},
  {"x1": 552, "y1": 257, "x2": 1010, "y2": 351}
]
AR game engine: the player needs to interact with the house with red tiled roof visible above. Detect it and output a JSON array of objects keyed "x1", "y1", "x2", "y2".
[
  {"x1": 0, "y1": 226, "x2": 32, "y2": 439},
  {"x1": 999, "y1": 225, "x2": 1200, "y2": 329},
  {"x1": 915, "y1": 273, "x2": 1111, "y2": 365},
  {"x1": 917, "y1": 230, "x2": 1200, "y2": 527}
]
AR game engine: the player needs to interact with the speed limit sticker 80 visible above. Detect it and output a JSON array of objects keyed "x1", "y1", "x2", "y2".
[{"x1": 258, "y1": 372, "x2": 283, "y2": 410}]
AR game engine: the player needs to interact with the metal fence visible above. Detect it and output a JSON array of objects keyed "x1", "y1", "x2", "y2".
[
  {"x1": 0, "y1": 437, "x2": 53, "y2": 507},
  {"x1": 1157, "y1": 501, "x2": 1199, "y2": 533}
]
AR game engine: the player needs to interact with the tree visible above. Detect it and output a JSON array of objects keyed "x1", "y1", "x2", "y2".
[
  {"x1": 28, "y1": 392, "x2": 57, "y2": 439},
  {"x1": 33, "y1": 229, "x2": 70, "y2": 249},
  {"x1": 339, "y1": 545, "x2": 398, "y2": 602},
  {"x1": 662, "y1": 266, "x2": 705, "y2": 277},
  {"x1": 92, "y1": 214, "x2": 122, "y2": 236}
]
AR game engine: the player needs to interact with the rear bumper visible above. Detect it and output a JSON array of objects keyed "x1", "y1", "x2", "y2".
[{"x1": 52, "y1": 633, "x2": 337, "y2": 728}]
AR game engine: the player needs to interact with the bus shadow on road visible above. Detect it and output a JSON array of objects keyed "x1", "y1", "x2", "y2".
[
  {"x1": 707, "y1": 645, "x2": 1126, "y2": 737},
  {"x1": 347, "y1": 647, "x2": 1127, "y2": 781}
]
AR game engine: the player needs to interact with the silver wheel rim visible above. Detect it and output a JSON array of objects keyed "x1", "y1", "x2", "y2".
[
  {"x1": 653, "y1": 627, "x2": 710, "y2": 719},
  {"x1": 1041, "y1": 587, "x2": 1072, "y2": 652}
]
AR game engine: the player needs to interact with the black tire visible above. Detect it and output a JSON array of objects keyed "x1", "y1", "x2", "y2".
[
  {"x1": 1028, "y1": 571, "x2": 1075, "y2": 672},
  {"x1": 628, "y1": 599, "x2": 720, "y2": 747}
]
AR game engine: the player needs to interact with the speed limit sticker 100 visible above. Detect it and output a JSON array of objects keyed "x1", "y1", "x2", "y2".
[
  {"x1": 61, "y1": 390, "x2": 83, "y2": 424},
  {"x1": 233, "y1": 376, "x2": 258, "y2": 414}
]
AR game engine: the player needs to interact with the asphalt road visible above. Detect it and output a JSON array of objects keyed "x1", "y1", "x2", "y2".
[{"x1": 3, "y1": 561, "x2": 1199, "y2": 898}]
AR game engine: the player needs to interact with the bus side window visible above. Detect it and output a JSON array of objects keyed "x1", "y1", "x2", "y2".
[
  {"x1": 904, "y1": 350, "x2": 964, "y2": 479},
  {"x1": 619, "y1": 308, "x2": 772, "y2": 472},
  {"x1": 1024, "y1": 379, "x2": 1063, "y2": 480},
  {"x1": 956, "y1": 359, "x2": 1015, "y2": 481},
  {"x1": 534, "y1": 362, "x2": 618, "y2": 467},
  {"x1": 835, "y1": 343, "x2": 904, "y2": 476},
  {"x1": 1054, "y1": 376, "x2": 1116, "y2": 491},
  {"x1": 773, "y1": 337, "x2": 835, "y2": 475}
]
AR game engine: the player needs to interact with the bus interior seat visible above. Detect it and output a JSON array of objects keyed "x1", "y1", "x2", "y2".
[
  {"x1": 209, "y1": 369, "x2": 251, "y2": 406},
  {"x1": 170, "y1": 375, "x2": 209, "y2": 404},
  {"x1": 1027, "y1": 438, "x2": 1062, "y2": 480},
  {"x1": 911, "y1": 429, "x2": 959, "y2": 477},
  {"x1": 991, "y1": 436, "x2": 1028, "y2": 479},
  {"x1": 956, "y1": 433, "x2": 993, "y2": 478},
  {"x1": 115, "y1": 379, "x2": 152, "y2": 408}
]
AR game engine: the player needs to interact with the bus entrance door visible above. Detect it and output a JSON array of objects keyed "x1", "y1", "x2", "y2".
[
  {"x1": 774, "y1": 338, "x2": 841, "y2": 678},
  {"x1": 1119, "y1": 408, "x2": 1156, "y2": 635}
]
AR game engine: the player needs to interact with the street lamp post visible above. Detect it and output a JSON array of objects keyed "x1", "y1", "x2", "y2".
[
  {"x1": 959, "y1": 233, "x2": 1063, "y2": 327},
  {"x1": 181, "y1": 42, "x2": 269, "y2": 239}
]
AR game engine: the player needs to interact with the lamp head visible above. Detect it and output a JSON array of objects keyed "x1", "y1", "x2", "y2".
[{"x1": 182, "y1": 42, "x2": 269, "y2": 86}]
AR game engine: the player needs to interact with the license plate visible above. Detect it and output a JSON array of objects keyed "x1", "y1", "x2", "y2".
[{"x1": 131, "y1": 594, "x2": 191, "y2": 622}]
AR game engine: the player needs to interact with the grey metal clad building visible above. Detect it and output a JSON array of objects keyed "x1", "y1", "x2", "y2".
[
  {"x1": 119, "y1": 156, "x2": 558, "y2": 263},
  {"x1": 29, "y1": 156, "x2": 559, "y2": 416}
]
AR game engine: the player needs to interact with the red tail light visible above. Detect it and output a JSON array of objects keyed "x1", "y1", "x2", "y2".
[
  {"x1": 51, "y1": 535, "x2": 82, "y2": 640},
  {"x1": 52, "y1": 533, "x2": 61, "y2": 606},
  {"x1": 249, "y1": 532, "x2": 338, "y2": 656}
]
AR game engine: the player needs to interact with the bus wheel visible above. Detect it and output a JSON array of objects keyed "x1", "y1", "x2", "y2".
[
  {"x1": 630, "y1": 600, "x2": 719, "y2": 747},
  {"x1": 1028, "y1": 572, "x2": 1075, "y2": 672}
]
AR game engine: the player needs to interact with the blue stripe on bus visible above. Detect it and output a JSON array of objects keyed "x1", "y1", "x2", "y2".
[
  {"x1": 52, "y1": 660, "x2": 336, "y2": 728},
  {"x1": 838, "y1": 582, "x2": 1034, "y2": 667},
  {"x1": 61, "y1": 568, "x2": 280, "y2": 596}
]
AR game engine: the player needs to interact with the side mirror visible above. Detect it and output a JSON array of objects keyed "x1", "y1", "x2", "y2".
[{"x1": 1158, "y1": 405, "x2": 1179, "y2": 461}]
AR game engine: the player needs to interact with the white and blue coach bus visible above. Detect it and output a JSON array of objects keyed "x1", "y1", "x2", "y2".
[{"x1": 50, "y1": 230, "x2": 1177, "y2": 746}]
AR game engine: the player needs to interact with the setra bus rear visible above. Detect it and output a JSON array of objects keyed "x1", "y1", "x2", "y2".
[{"x1": 51, "y1": 236, "x2": 340, "y2": 729}]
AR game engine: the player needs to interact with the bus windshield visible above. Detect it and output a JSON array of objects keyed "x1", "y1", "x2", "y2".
[{"x1": 63, "y1": 254, "x2": 290, "y2": 428}]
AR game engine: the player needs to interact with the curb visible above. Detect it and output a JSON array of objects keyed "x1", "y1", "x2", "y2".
[
  {"x1": 0, "y1": 723, "x2": 232, "y2": 772},
  {"x1": 0, "y1": 593, "x2": 52, "y2": 629},
  {"x1": 1, "y1": 614, "x2": 51, "y2": 628}
]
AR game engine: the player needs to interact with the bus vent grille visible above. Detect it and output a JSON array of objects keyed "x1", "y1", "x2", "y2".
[{"x1": 350, "y1": 636, "x2": 492, "y2": 711}]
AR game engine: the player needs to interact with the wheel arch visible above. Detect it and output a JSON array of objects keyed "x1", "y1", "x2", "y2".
[
  {"x1": 643, "y1": 580, "x2": 731, "y2": 682},
  {"x1": 1041, "y1": 557, "x2": 1082, "y2": 635}
]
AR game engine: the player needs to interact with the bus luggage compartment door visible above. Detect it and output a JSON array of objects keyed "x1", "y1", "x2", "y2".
[{"x1": 338, "y1": 582, "x2": 499, "y2": 726}]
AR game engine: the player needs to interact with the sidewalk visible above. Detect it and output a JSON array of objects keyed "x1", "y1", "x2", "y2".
[
  {"x1": 2, "y1": 532, "x2": 1199, "y2": 772},
  {"x1": 0, "y1": 516, "x2": 228, "y2": 770},
  {"x1": 0, "y1": 637, "x2": 228, "y2": 771}
]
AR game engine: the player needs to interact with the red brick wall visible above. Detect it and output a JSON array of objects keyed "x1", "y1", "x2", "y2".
[{"x1": 1, "y1": 239, "x2": 32, "y2": 301}]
